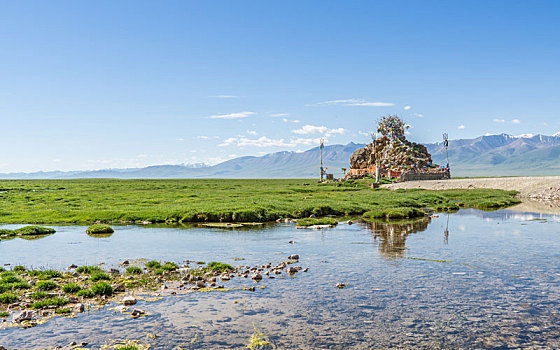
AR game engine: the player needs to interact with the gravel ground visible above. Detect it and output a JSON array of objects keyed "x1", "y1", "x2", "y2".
[{"x1": 383, "y1": 176, "x2": 560, "y2": 201}]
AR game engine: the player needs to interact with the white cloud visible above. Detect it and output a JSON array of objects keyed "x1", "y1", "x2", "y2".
[
  {"x1": 282, "y1": 118, "x2": 289, "y2": 123},
  {"x1": 412, "y1": 113, "x2": 424, "y2": 118},
  {"x1": 211, "y1": 94, "x2": 238, "y2": 99},
  {"x1": 291, "y1": 125, "x2": 347, "y2": 136},
  {"x1": 219, "y1": 136, "x2": 324, "y2": 148},
  {"x1": 317, "y1": 98, "x2": 394, "y2": 107},
  {"x1": 458, "y1": 125, "x2": 466, "y2": 129},
  {"x1": 292, "y1": 119, "x2": 300, "y2": 123},
  {"x1": 176, "y1": 138, "x2": 185, "y2": 141},
  {"x1": 493, "y1": 118, "x2": 505, "y2": 123},
  {"x1": 512, "y1": 119, "x2": 521, "y2": 124},
  {"x1": 247, "y1": 130, "x2": 258, "y2": 136},
  {"x1": 358, "y1": 131, "x2": 371, "y2": 137},
  {"x1": 209, "y1": 111, "x2": 255, "y2": 119},
  {"x1": 403, "y1": 105, "x2": 411, "y2": 110},
  {"x1": 270, "y1": 113, "x2": 289, "y2": 117},
  {"x1": 196, "y1": 135, "x2": 209, "y2": 139}
]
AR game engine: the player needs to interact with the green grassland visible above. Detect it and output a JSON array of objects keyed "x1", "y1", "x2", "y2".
[{"x1": 0, "y1": 179, "x2": 520, "y2": 224}]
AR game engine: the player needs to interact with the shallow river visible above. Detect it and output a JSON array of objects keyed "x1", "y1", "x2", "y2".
[{"x1": 1, "y1": 207, "x2": 559, "y2": 349}]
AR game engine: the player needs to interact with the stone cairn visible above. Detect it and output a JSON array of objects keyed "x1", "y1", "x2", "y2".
[{"x1": 348, "y1": 115, "x2": 443, "y2": 179}]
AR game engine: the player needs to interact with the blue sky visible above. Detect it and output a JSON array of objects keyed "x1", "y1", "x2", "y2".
[{"x1": 1, "y1": 0, "x2": 559, "y2": 172}]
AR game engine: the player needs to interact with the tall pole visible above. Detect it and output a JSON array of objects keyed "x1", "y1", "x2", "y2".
[
  {"x1": 443, "y1": 133, "x2": 449, "y2": 170},
  {"x1": 372, "y1": 132, "x2": 380, "y2": 183},
  {"x1": 320, "y1": 138, "x2": 324, "y2": 181}
]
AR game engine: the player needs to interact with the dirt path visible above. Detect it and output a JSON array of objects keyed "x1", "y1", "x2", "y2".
[{"x1": 383, "y1": 176, "x2": 560, "y2": 201}]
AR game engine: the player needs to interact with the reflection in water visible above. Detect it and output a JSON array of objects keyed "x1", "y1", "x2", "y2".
[
  {"x1": 444, "y1": 213, "x2": 450, "y2": 244},
  {"x1": 366, "y1": 217, "x2": 432, "y2": 258},
  {"x1": 86, "y1": 232, "x2": 114, "y2": 238},
  {"x1": 17, "y1": 234, "x2": 54, "y2": 241}
]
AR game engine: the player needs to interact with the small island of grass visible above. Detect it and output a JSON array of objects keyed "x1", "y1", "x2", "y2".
[
  {"x1": 0, "y1": 226, "x2": 55, "y2": 240},
  {"x1": 15, "y1": 226, "x2": 56, "y2": 236},
  {"x1": 296, "y1": 217, "x2": 339, "y2": 228},
  {"x1": 86, "y1": 224, "x2": 114, "y2": 234}
]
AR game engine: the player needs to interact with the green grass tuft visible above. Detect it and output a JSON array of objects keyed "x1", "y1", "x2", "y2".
[
  {"x1": 126, "y1": 266, "x2": 143, "y2": 274},
  {"x1": 0, "y1": 292, "x2": 18, "y2": 304},
  {"x1": 91, "y1": 282, "x2": 113, "y2": 296},
  {"x1": 31, "y1": 297, "x2": 68, "y2": 309},
  {"x1": 207, "y1": 262, "x2": 234, "y2": 273},
  {"x1": 36, "y1": 280, "x2": 58, "y2": 291},
  {"x1": 146, "y1": 261, "x2": 162, "y2": 269},
  {"x1": 76, "y1": 266, "x2": 103, "y2": 275},
  {"x1": 62, "y1": 283, "x2": 82, "y2": 293},
  {"x1": 77, "y1": 289, "x2": 95, "y2": 298},
  {"x1": 90, "y1": 272, "x2": 111, "y2": 282}
]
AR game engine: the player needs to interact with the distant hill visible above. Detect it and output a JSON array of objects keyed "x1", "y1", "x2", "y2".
[
  {"x1": 426, "y1": 133, "x2": 560, "y2": 176},
  {"x1": 0, "y1": 143, "x2": 364, "y2": 179},
  {"x1": 1, "y1": 133, "x2": 559, "y2": 179}
]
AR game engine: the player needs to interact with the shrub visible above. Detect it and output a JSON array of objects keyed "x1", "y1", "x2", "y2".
[
  {"x1": 62, "y1": 283, "x2": 82, "y2": 293},
  {"x1": 12, "y1": 266, "x2": 26, "y2": 272},
  {"x1": 15, "y1": 226, "x2": 56, "y2": 236},
  {"x1": 76, "y1": 266, "x2": 103, "y2": 275},
  {"x1": 36, "y1": 281, "x2": 58, "y2": 291},
  {"x1": 154, "y1": 268, "x2": 164, "y2": 275},
  {"x1": 0, "y1": 292, "x2": 18, "y2": 304},
  {"x1": 0, "y1": 311, "x2": 9, "y2": 318},
  {"x1": 90, "y1": 272, "x2": 111, "y2": 282},
  {"x1": 77, "y1": 289, "x2": 95, "y2": 298},
  {"x1": 31, "y1": 297, "x2": 68, "y2": 309},
  {"x1": 91, "y1": 282, "x2": 113, "y2": 296},
  {"x1": 207, "y1": 262, "x2": 234, "y2": 273},
  {"x1": 55, "y1": 308, "x2": 71, "y2": 314},
  {"x1": 126, "y1": 266, "x2": 143, "y2": 275},
  {"x1": 0, "y1": 267, "x2": 4, "y2": 272},
  {"x1": 146, "y1": 261, "x2": 161, "y2": 269},
  {"x1": 85, "y1": 224, "x2": 114, "y2": 234}
]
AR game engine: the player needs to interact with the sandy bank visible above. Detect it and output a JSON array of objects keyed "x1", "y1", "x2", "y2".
[{"x1": 383, "y1": 176, "x2": 560, "y2": 201}]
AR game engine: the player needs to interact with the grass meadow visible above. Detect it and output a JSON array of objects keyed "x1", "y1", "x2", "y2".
[{"x1": 0, "y1": 179, "x2": 520, "y2": 224}]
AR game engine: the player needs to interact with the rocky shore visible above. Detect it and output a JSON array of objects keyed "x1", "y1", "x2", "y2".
[{"x1": 0, "y1": 256, "x2": 306, "y2": 330}]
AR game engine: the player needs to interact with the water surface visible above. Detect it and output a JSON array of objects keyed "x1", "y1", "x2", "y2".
[{"x1": 1, "y1": 208, "x2": 559, "y2": 349}]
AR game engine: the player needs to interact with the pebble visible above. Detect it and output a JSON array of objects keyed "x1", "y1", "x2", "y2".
[
  {"x1": 122, "y1": 296, "x2": 137, "y2": 306},
  {"x1": 251, "y1": 273, "x2": 262, "y2": 282},
  {"x1": 115, "y1": 305, "x2": 128, "y2": 313},
  {"x1": 196, "y1": 281, "x2": 207, "y2": 288},
  {"x1": 288, "y1": 254, "x2": 299, "y2": 260},
  {"x1": 130, "y1": 308, "x2": 145, "y2": 317},
  {"x1": 73, "y1": 303, "x2": 85, "y2": 313},
  {"x1": 13, "y1": 310, "x2": 33, "y2": 323},
  {"x1": 336, "y1": 283, "x2": 348, "y2": 289}
]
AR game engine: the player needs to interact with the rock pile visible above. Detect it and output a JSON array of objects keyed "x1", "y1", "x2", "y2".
[{"x1": 350, "y1": 135, "x2": 433, "y2": 171}]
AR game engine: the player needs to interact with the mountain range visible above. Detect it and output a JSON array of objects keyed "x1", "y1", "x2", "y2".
[{"x1": 1, "y1": 133, "x2": 559, "y2": 179}]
